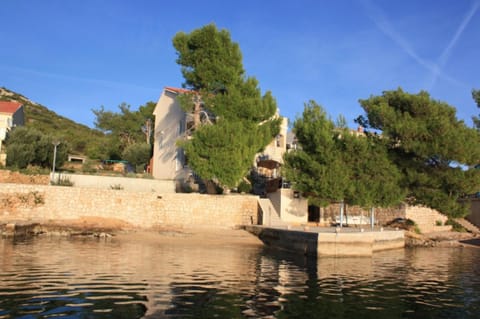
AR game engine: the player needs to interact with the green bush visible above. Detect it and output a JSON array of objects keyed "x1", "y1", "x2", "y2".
[
  {"x1": 6, "y1": 126, "x2": 69, "y2": 169},
  {"x1": 122, "y1": 143, "x2": 151, "y2": 168},
  {"x1": 82, "y1": 160, "x2": 97, "y2": 174},
  {"x1": 445, "y1": 219, "x2": 467, "y2": 232},
  {"x1": 237, "y1": 180, "x2": 252, "y2": 193}
]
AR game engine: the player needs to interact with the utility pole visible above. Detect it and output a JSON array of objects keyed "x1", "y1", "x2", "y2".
[{"x1": 51, "y1": 141, "x2": 60, "y2": 183}]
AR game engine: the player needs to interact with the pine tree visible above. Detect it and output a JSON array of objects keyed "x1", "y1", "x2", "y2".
[
  {"x1": 340, "y1": 132, "x2": 404, "y2": 209},
  {"x1": 283, "y1": 101, "x2": 350, "y2": 207},
  {"x1": 284, "y1": 101, "x2": 404, "y2": 209},
  {"x1": 357, "y1": 88, "x2": 480, "y2": 217},
  {"x1": 473, "y1": 89, "x2": 480, "y2": 130},
  {"x1": 173, "y1": 24, "x2": 280, "y2": 189}
]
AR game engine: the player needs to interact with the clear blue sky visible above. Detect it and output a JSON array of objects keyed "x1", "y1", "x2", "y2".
[{"x1": 1, "y1": 0, "x2": 479, "y2": 128}]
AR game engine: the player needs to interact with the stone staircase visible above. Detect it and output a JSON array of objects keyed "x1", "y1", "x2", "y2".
[
  {"x1": 454, "y1": 218, "x2": 480, "y2": 234},
  {"x1": 258, "y1": 198, "x2": 284, "y2": 226}
]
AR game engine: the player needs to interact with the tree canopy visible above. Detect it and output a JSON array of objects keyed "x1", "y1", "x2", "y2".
[
  {"x1": 473, "y1": 89, "x2": 480, "y2": 130},
  {"x1": 173, "y1": 24, "x2": 280, "y2": 189},
  {"x1": 283, "y1": 102, "x2": 350, "y2": 206},
  {"x1": 173, "y1": 24, "x2": 244, "y2": 92},
  {"x1": 91, "y1": 101, "x2": 155, "y2": 162},
  {"x1": 356, "y1": 88, "x2": 480, "y2": 217},
  {"x1": 5, "y1": 126, "x2": 68, "y2": 169},
  {"x1": 283, "y1": 101, "x2": 404, "y2": 208},
  {"x1": 340, "y1": 131, "x2": 404, "y2": 208}
]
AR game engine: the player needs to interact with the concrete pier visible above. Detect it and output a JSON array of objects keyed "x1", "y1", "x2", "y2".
[{"x1": 244, "y1": 225, "x2": 405, "y2": 257}]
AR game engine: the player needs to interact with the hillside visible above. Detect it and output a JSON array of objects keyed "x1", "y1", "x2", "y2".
[{"x1": 0, "y1": 87, "x2": 106, "y2": 155}]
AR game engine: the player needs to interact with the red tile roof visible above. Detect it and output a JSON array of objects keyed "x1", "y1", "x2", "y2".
[
  {"x1": 164, "y1": 86, "x2": 193, "y2": 94},
  {"x1": 0, "y1": 101, "x2": 22, "y2": 114}
]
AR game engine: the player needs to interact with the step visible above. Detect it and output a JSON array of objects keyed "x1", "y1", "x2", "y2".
[{"x1": 454, "y1": 218, "x2": 480, "y2": 234}]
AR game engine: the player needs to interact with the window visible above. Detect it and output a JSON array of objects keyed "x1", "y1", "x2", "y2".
[
  {"x1": 179, "y1": 119, "x2": 185, "y2": 136},
  {"x1": 176, "y1": 148, "x2": 185, "y2": 171}
]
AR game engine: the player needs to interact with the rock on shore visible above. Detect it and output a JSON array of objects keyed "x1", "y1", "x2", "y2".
[{"x1": 405, "y1": 230, "x2": 479, "y2": 248}]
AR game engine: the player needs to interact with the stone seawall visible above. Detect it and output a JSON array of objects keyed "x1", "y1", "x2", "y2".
[{"x1": 0, "y1": 184, "x2": 259, "y2": 229}]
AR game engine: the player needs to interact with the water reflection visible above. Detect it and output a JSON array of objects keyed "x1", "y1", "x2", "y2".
[{"x1": 0, "y1": 234, "x2": 479, "y2": 318}]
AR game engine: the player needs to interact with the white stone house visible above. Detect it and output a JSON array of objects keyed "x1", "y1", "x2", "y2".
[
  {"x1": 152, "y1": 86, "x2": 308, "y2": 224},
  {"x1": 151, "y1": 87, "x2": 191, "y2": 182},
  {"x1": 0, "y1": 101, "x2": 24, "y2": 166}
]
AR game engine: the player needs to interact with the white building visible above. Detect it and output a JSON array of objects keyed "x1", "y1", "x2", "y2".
[
  {"x1": 0, "y1": 101, "x2": 24, "y2": 166},
  {"x1": 151, "y1": 86, "x2": 308, "y2": 225}
]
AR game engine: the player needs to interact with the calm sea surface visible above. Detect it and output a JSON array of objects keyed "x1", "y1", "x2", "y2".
[{"x1": 0, "y1": 233, "x2": 479, "y2": 319}]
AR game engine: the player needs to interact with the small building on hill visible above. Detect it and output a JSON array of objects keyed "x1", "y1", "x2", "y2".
[{"x1": 0, "y1": 101, "x2": 24, "y2": 166}]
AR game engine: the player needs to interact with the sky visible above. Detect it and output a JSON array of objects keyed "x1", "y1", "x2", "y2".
[{"x1": 1, "y1": 0, "x2": 479, "y2": 129}]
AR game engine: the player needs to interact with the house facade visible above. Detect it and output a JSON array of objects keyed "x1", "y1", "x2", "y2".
[
  {"x1": 152, "y1": 86, "x2": 308, "y2": 224},
  {"x1": 152, "y1": 86, "x2": 290, "y2": 185},
  {"x1": 0, "y1": 101, "x2": 24, "y2": 166},
  {"x1": 151, "y1": 87, "x2": 190, "y2": 182}
]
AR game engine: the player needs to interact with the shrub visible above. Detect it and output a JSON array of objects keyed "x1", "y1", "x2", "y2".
[
  {"x1": 6, "y1": 126, "x2": 69, "y2": 169},
  {"x1": 82, "y1": 160, "x2": 97, "y2": 174},
  {"x1": 21, "y1": 165, "x2": 50, "y2": 175},
  {"x1": 445, "y1": 219, "x2": 467, "y2": 232},
  {"x1": 121, "y1": 143, "x2": 151, "y2": 168},
  {"x1": 237, "y1": 180, "x2": 252, "y2": 193}
]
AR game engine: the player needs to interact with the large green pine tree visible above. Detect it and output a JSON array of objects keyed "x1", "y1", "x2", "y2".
[
  {"x1": 340, "y1": 132, "x2": 404, "y2": 209},
  {"x1": 283, "y1": 101, "x2": 351, "y2": 207},
  {"x1": 284, "y1": 101, "x2": 404, "y2": 209},
  {"x1": 173, "y1": 24, "x2": 280, "y2": 189},
  {"x1": 357, "y1": 88, "x2": 480, "y2": 217},
  {"x1": 473, "y1": 89, "x2": 480, "y2": 130},
  {"x1": 91, "y1": 101, "x2": 156, "y2": 160}
]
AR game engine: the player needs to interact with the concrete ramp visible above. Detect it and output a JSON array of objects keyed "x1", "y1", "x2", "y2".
[
  {"x1": 454, "y1": 218, "x2": 480, "y2": 234},
  {"x1": 258, "y1": 198, "x2": 285, "y2": 226}
]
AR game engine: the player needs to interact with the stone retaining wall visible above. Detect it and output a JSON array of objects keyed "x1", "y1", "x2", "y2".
[
  {"x1": 467, "y1": 198, "x2": 480, "y2": 228},
  {"x1": 51, "y1": 172, "x2": 175, "y2": 193},
  {"x1": 405, "y1": 205, "x2": 450, "y2": 233},
  {"x1": 321, "y1": 203, "x2": 406, "y2": 226},
  {"x1": 316, "y1": 203, "x2": 450, "y2": 233},
  {"x1": 0, "y1": 184, "x2": 259, "y2": 229}
]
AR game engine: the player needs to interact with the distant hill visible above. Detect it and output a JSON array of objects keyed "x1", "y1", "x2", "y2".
[{"x1": 0, "y1": 86, "x2": 106, "y2": 155}]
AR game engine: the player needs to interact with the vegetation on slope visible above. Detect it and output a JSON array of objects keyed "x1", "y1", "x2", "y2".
[{"x1": 0, "y1": 86, "x2": 105, "y2": 156}]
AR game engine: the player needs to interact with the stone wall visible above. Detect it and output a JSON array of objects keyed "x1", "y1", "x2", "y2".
[
  {"x1": 267, "y1": 189, "x2": 308, "y2": 225},
  {"x1": 316, "y1": 202, "x2": 449, "y2": 233},
  {"x1": 466, "y1": 198, "x2": 480, "y2": 228},
  {"x1": 0, "y1": 170, "x2": 49, "y2": 184},
  {"x1": 319, "y1": 203, "x2": 405, "y2": 226},
  {"x1": 0, "y1": 184, "x2": 259, "y2": 229},
  {"x1": 405, "y1": 205, "x2": 451, "y2": 233},
  {"x1": 51, "y1": 172, "x2": 175, "y2": 193}
]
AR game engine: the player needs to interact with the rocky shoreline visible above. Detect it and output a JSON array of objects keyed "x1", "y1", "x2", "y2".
[
  {"x1": 2, "y1": 220, "x2": 479, "y2": 250},
  {"x1": 405, "y1": 230, "x2": 480, "y2": 248},
  {"x1": 0, "y1": 221, "x2": 116, "y2": 239}
]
